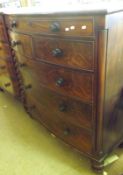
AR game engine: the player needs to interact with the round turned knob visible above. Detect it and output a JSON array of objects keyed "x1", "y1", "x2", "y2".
[
  {"x1": 4, "y1": 82, "x2": 11, "y2": 87},
  {"x1": 11, "y1": 40, "x2": 20, "y2": 47},
  {"x1": 50, "y1": 22, "x2": 60, "y2": 32},
  {"x1": 11, "y1": 20, "x2": 17, "y2": 28},
  {"x1": 59, "y1": 103, "x2": 67, "y2": 112},
  {"x1": 63, "y1": 128, "x2": 71, "y2": 136},
  {"x1": 52, "y1": 48, "x2": 63, "y2": 57},
  {"x1": 56, "y1": 78, "x2": 64, "y2": 87}
]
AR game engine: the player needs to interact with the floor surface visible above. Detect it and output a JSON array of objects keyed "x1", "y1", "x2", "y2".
[{"x1": 0, "y1": 92, "x2": 123, "y2": 175}]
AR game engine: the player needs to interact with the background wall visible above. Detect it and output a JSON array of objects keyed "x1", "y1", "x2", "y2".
[{"x1": 0, "y1": 0, "x2": 122, "y2": 8}]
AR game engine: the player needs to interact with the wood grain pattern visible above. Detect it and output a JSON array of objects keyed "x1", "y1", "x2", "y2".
[
  {"x1": 0, "y1": 15, "x2": 8, "y2": 42},
  {"x1": 103, "y1": 12, "x2": 123, "y2": 153},
  {"x1": 5, "y1": 11, "x2": 123, "y2": 172},
  {"x1": 6, "y1": 16, "x2": 94, "y2": 37},
  {"x1": 27, "y1": 95, "x2": 92, "y2": 154},
  {"x1": 34, "y1": 36, "x2": 94, "y2": 71},
  {"x1": 95, "y1": 29, "x2": 108, "y2": 158},
  {"x1": 18, "y1": 61, "x2": 93, "y2": 129},
  {"x1": 22, "y1": 59, "x2": 94, "y2": 103}
]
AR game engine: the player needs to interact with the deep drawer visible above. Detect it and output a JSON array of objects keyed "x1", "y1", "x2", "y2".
[
  {"x1": 26, "y1": 95, "x2": 92, "y2": 154},
  {"x1": 34, "y1": 36, "x2": 94, "y2": 71},
  {"x1": 19, "y1": 62, "x2": 92, "y2": 129},
  {"x1": 17, "y1": 57, "x2": 93, "y2": 129},
  {"x1": 6, "y1": 16, "x2": 94, "y2": 37},
  {"x1": 18, "y1": 58, "x2": 94, "y2": 103}
]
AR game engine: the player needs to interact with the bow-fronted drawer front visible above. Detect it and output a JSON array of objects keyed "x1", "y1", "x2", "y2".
[{"x1": 34, "y1": 36, "x2": 95, "y2": 71}]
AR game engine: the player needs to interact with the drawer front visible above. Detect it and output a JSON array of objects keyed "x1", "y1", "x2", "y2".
[
  {"x1": 20, "y1": 59, "x2": 93, "y2": 103},
  {"x1": 34, "y1": 36, "x2": 94, "y2": 71},
  {"x1": 6, "y1": 16, "x2": 94, "y2": 37},
  {"x1": 27, "y1": 95, "x2": 92, "y2": 154},
  {"x1": 9, "y1": 31, "x2": 33, "y2": 58},
  {"x1": 18, "y1": 62, "x2": 92, "y2": 129},
  {"x1": 0, "y1": 43, "x2": 10, "y2": 59}
]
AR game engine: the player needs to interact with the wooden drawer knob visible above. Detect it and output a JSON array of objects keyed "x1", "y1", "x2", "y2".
[
  {"x1": 52, "y1": 48, "x2": 63, "y2": 57},
  {"x1": 59, "y1": 102, "x2": 67, "y2": 112},
  {"x1": 11, "y1": 20, "x2": 17, "y2": 28},
  {"x1": 56, "y1": 77, "x2": 64, "y2": 87},
  {"x1": 50, "y1": 22, "x2": 60, "y2": 32},
  {"x1": 11, "y1": 40, "x2": 20, "y2": 47},
  {"x1": 63, "y1": 128, "x2": 71, "y2": 136}
]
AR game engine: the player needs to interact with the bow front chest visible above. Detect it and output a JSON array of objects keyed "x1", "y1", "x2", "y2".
[{"x1": 3, "y1": 8, "x2": 123, "y2": 172}]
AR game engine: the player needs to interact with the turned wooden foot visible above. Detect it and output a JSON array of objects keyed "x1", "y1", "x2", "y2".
[
  {"x1": 119, "y1": 142, "x2": 123, "y2": 148},
  {"x1": 91, "y1": 160, "x2": 104, "y2": 173}
]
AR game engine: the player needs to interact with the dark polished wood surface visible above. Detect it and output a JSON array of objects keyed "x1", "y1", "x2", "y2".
[
  {"x1": 0, "y1": 15, "x2": 8, "y2": 42},
  {"x1": 103, "y1": 12, "x2": 123, "y2": 153},
  {"x1": 22, "y1": 59, "x2": 94, "y2": 103},
  {"x1": 27, "y1": 95, "x2": 92, "y2": 154},
  {"x1": 19, "y1": 62, "x2": 93, "y2": 129},
  {"x1": 33, "y1": 36, "x2": 95, "y2": 71},
  {"x1": 3, "y1": 11, "x2": 123, "y2": 172},
  {"x1": 6, "y1": 16, "x2": 94, "y2": 37},
  {"x1": 0, "y1": 42, "x2": 10, "y2": 59}
]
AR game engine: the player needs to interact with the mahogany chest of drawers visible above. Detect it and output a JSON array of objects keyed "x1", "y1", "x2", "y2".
[{"x1": 3, "y1": 8, "x2": 123, "y2": 172}]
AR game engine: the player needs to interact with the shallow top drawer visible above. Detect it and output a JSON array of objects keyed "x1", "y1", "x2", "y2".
[
  {"x1": 34, "y1": 36, "x2": 94, "y2": 71},
  {"x1": 6, "y1": 16, "x2": 94, "y2": 37}
]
